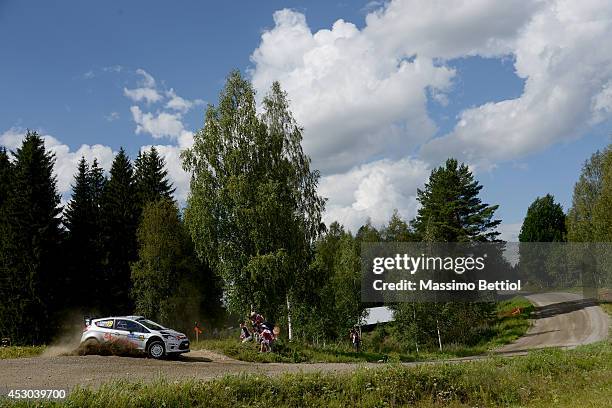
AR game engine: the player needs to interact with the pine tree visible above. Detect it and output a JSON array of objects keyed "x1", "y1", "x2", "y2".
[
  {"x1": 0, "y1": 131, "x2": 62, "y2": 344},
  {"x1": 134, "y1": 146, "x2": 175, "y2": 206},
  {"x1": 413, "y1": 158, "x2": 501, "y2": 242},
  {"x1": 392, "y1": 158, "x2": 500, "y2": 350},
  {"x1": 100, "y1": 148, "x2": 139, "y2": 314}
]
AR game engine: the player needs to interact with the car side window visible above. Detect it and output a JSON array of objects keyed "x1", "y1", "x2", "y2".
[
  {"x1": 95, "y1": 319, "x2": 114, "y2": 329},
  {"x1": 115, "y1": 319, "x2": 148, "y2": 333},
  {"x1": 115, "y1": 319, "x2": 130, "y2": 331},
  {"x1": 127, "y1": 321, "x2": 149, "y2": 333}
]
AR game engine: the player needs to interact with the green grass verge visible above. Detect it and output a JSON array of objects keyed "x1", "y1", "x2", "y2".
[
  {"x1": 0, "y1": 346, "x2": 45, "y2": 359},
  {"x1": 193, "y1": 297, "x2": 534, "y2": 363},
  {"x1": 4, "y1": 340, "x2": 611, "y2": 407},
  {"x1": 599, "y1": 302, "x2": 612, "y2": 317}
]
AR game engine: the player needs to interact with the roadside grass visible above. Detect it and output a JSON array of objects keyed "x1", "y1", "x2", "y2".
[
  {"x1": 193, "y1": 297, "x2": 534, "y2": 363},
  {"x1": 599, "y1": 301, "x2": 612, "y2": 317},
  {"x1": 5, "y1": 340, "x2": 611, "y2": 407},
  {"x1": 0, "y1": 346, "x2": 45, "y2": 359}
]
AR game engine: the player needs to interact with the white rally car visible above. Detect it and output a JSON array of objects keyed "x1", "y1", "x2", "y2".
[{"x1": 80, "y1": 316, "x2": 190, "y2": 359}]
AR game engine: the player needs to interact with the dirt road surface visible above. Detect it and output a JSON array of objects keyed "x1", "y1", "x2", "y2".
[
  {"x1": 498, "y1": 292, "x2": 610, "y2": 353},
  {"x1": 0, "y1": 292, "x2": 608, "y2": 394}
]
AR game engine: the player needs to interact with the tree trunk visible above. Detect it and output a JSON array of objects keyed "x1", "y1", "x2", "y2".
[
  {"x1": 286, "y1": 294, "x2": 293, "y2": 341},
  {"x1": 436, "y1": 319, "x2": 442, "y2": 351}
]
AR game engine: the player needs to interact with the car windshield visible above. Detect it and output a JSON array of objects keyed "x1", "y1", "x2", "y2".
[{"x1": 136, "y1": 318, "x2": 165, "y2": 331}]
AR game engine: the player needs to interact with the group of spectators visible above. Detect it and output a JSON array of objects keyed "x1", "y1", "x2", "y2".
[
  {"x1": 239, "y1": 311, "x2": 363, "y2": 354},
  {"x1": 239, "y1": 312, "x2": 276, "y2": 352}
]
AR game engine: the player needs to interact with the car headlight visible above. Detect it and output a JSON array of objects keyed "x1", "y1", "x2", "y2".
[{"x1": 162, "y1": 334, "x2": 177, "y2": 340}]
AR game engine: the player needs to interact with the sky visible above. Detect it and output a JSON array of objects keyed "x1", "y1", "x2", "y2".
[{"x1": 1, "y1": 0, "x2": 612, "y2": 241}]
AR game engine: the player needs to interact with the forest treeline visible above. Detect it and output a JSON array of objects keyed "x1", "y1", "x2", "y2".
[{"x1": 1, "y1": 70, "x2": 611, "y2": 347}]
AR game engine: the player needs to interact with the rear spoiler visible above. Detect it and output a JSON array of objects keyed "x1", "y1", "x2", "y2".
[{"x1": 84, "y1": 316, "x2": 98, "y2": 326}]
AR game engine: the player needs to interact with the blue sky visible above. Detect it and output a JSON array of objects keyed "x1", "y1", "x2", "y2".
[{"x1": 2, "y1": 0, "x2": 612, "y2": 240}]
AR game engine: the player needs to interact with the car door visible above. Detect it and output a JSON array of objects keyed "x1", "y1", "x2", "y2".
[{"x1": 114, "y1": 319, "x2": 148, "y2": 351}]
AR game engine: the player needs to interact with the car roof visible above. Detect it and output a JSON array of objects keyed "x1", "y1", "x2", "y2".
[{"x1": 94, "y1": 315, "x2": 144, "y2": 321}]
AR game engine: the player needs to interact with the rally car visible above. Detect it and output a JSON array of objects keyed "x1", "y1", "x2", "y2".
[{"x1": 80, "y1": 316, "x2": 190, "y2": 359}]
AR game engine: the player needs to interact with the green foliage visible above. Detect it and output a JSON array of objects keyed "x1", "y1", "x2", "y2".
[
  {"x1": 392, "y1": 158, "x2": 501, "y2": 351},
  {"x1": 182, "y1": 71, "x2": 324, "y2": 329},
  {"x1": 64, "y1": 158, "x2": 106, "y2": 310},
  {"x1": 295, "y1": 223, "x2": 366, "y2": 341},
  {"x1": 381, "y1": 210, "x2": 415, "y2": 242},
  {"x1": 593, "y1": 149, "x2": 612, "y2": 241},
  {"x1": 197, "y1": 297, "x2": 531, "y2": 363},
  {"x1": 413, "y1": 158, "x2": 501, "y2": 242},
  {"x1": 0, "y1": 131, "x2": 63, "y2": 344},
  {"x1": 567, "y1": 146, "x2": 609, "y2": 242},
  {"x1": 130, "y1": 199, "x2": 220, "y2": 333},
  {"x1": 519, "y1": 194, "x2": 566, "y2": 242},
  {"x1": 134, "y1": 146, "x2": 175, "y2": 206},
  {"x1": 99, "y1": 148, "x2": 140, "y2": 314}
]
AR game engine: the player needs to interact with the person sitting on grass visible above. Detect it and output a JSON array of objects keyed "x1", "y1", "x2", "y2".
[{"x1": 239, "y1": 322, "x2": 253, "y2": 343}]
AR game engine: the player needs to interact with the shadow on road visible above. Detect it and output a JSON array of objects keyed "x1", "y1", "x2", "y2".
[
  {"x1": 174, "y1": 355, "x2": 212, "y2": 363},
  {"x1": 532, "y1": 299, "x2": 597, "y2": 319}
]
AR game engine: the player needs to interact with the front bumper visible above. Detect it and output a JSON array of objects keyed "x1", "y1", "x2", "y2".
[{"x1": 166, "y1": 339, "x2": 190, "y2": 353}]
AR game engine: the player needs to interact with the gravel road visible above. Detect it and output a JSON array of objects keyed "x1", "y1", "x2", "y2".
[{"x1": 0, "y1": 292, "x2": 609, "y2": 394}]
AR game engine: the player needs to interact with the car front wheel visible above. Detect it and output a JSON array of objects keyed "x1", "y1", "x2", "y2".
[{"x1": 147, "y1": 340, "x2": 165, "y2": 359}]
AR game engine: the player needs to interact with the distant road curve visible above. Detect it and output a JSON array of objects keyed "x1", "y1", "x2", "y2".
[{"x1": 498, "y1": 292, "x2": 610, "y2": 353}]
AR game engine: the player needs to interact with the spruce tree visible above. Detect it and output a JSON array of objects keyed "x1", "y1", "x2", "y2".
[
  {"x1": 0, "y1": 131, "x2": 62, "y2": 344},
  {"x1": 519, "y1": 194, "x2": 566, "y2": 242},
  {"x1": 64, "y1": 157, "x2": 107, "y2": 310},
  {"x1": 100, "y1": 148, "x2": 139, "y2": 314},
  {"x1": 134, "y1": 146, "x2": 175, "y2": 206}
]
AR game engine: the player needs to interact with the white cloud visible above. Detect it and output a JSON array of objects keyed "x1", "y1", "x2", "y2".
[
  {"x1": 135, "y1": 68, "x2": 156, "y2": 88},
  {"x1": 165, "y1": 88, "x2": 203, "y2": 113},
  {"x1": 319, "y1": 157, "x2": 430, "y2": 232},
  {"x1": 251, "y1": 9, "x2": 455, "y2": 174},
  {"x1": 0, "y1": 128, "x2": 115, "y2": 197},
  {"x1": 130, "y1": 106, "x2": 186, "y2": 139},
  {"x1": 421, "y1": 0, "x2": 612, "y2": 168},
  {"x1": 249, "y1": 0, "x2": 612, "y2": 231},
  {"x1": 123, "y1": 68, "x2": 162, "y2": 104},
  {"x1": 123, "y1": 87, "x2": 162, "y2": 104}
]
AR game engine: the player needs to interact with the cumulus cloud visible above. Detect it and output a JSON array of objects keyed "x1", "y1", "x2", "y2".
[
  {"x1": 421, "y1": 0, "x2": 612, "y2": 168},
  {"x1": 0, "y1": 128, "x2": 115, "y2": 197},
  {"x1": 251, "y1": 9, "x2": 455, "y2": 174},
  {"x1": 319, "y1": 157, "x2": 430, "y2": 231},
  {"x1": 249, "y1": 0, "x2": 612, "y2": 232}
]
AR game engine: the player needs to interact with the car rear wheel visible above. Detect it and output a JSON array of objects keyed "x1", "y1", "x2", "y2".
[
  {"x1": 81, "y1": 338, "x2": 99, "y2": 355},
  {"x1": 147, "y1": 340, "x2": 165, "y2": 359}
]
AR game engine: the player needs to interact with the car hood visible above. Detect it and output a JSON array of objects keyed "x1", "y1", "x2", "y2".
[{"x1": 156, "y1": 329, "x2": 187, "y2": 338}]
